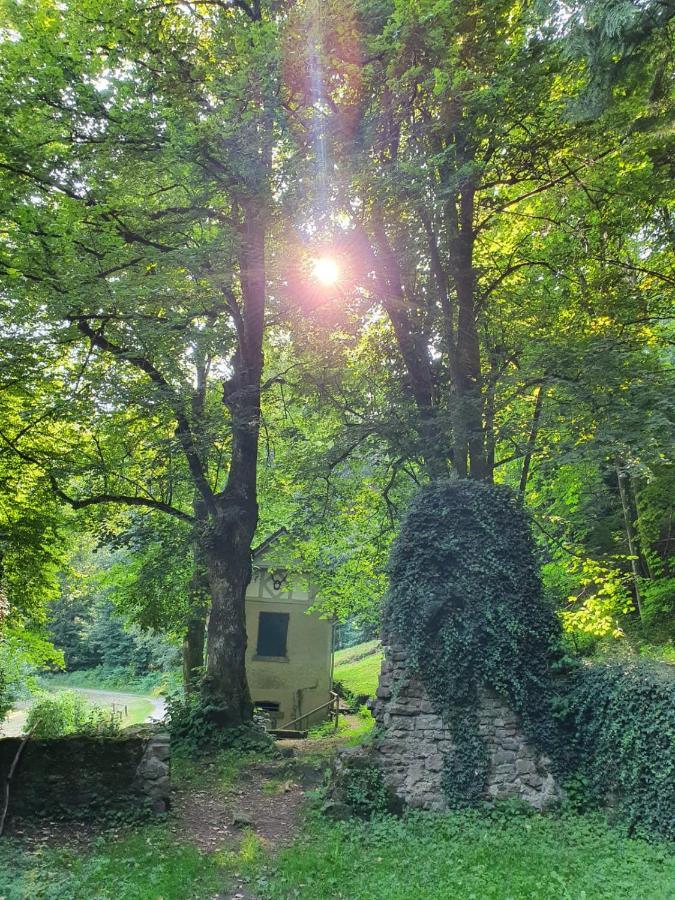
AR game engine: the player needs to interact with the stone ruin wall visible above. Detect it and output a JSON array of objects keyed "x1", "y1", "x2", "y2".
[
  {"x1": 0, "y1": 727, "x2": 171, "y2": 827},
  {"x1": 368, "y1": 643, "x2": 560, "y2": 811}
]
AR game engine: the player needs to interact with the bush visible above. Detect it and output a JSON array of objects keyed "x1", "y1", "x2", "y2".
[
  {"x1": 340, "y1": 765, "x2": 390, "y2": 817},
  {"x1": 560, "y1": 660, "x2": 675, "y2": 839},
  {"x1": 385, "y1": 480, "x2": 562, "y2": 805},
  {"x1": 26, "y1": 690, "x2": 121, "y2": 738},
  {"x1": 165, "y1": 691, "x2": 274, "y2": 756}
]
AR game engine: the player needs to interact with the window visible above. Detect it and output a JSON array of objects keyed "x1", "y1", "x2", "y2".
[
  {"x1": 256, "y1": 611, "x2": 289, "y2": 658},
  {"x1": 255, "y1": 701, "x2": 281, "y2": 725}
]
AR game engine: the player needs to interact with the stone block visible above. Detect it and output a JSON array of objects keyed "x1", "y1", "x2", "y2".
[
  {"x1": 137, "y1": 755, "x2": 168, "y2": 781},
  {"x1": 144, "y1": 776, "x2": 170, "y2": 801},
  {"x1": 415, "y1": 715, "x2": 442, "y2": 730},
  {"x1": 426, "y1": 754, "x2": 444, "y2": 772},
  {"x1": 492, "y1": 750, "x2": 516, "y2": 766},
  {"x1": 388, "y1": 703, "x2": 416, "y2": 716},
  {"x1": 148, "y1": 743, "x2": 170, "y2": 763},
  {"x1": 523, "y1": 774, "x2": 544, "y2": 789}
]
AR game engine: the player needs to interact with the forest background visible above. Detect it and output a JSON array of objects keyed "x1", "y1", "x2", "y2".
[{"x1": 0, "y1": 0, "x2": 672, "y2": 719}]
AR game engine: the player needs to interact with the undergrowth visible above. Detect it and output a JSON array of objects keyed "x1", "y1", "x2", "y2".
[
  {"x1": 42, "y1": 666, "x2": 180, "y2": 696},
  {"x1": 246, "y1": 810, "x2": 675, "y2": 899},
  {"x1": 0, "y1": 827, "x2": 224, "y2": 900}
]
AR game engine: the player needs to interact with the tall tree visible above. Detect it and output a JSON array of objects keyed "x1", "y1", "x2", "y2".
[{"x1": 0, "y1": 0, "x2": 284, "y2": 723}]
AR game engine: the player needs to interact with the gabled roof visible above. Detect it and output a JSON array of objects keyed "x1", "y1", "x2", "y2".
[{"x1": 251, "y1": 527, "x2": 288, "y2": 561}]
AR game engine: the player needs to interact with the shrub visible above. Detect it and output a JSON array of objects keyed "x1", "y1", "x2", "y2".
[
  {"x1": 340, "y1": 765, "x2": 390, "y2": 817},
  {"x1": 385, "y1": 480, "x2": 562, "y2": 805},
  {"x1": 165, "y1": 691, "x2": 274, "y2": 756},
  {"x1": 26, "y1": 690, "x2": 121, "y2": 738},
  {"x1": 561, "y1": 660, "x2": 675, "y2": 839}
]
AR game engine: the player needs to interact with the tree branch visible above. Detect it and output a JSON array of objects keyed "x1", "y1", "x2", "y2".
[
  {"x1": 72, "y1": 318, "x2": 217, "y2": 515},
  {"x1": 0, "y1": 429, "x2": 194, "y2": 523}
]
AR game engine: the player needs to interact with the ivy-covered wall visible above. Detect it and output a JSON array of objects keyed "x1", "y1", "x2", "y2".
[
  {"x1": 561, "y1": 660, "x2": 674, "y2": 840},
  {"x1": 333, "y1": 480, "x2": 674, "y2": 838},
  {"x1": 367, "y1": 642, "x2": 561, "y2": 811},
  {"x1": 384, "y1": 480, "x2": 562, "y2": 802}
]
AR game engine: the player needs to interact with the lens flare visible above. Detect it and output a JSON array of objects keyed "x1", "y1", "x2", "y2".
[{"x1": 312, "y1": 256, "x2": 339, "y2": 286}]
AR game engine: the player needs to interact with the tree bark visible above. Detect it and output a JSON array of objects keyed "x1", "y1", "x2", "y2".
[
  {"x1": 200, "y1": 197, "x2": 265, "y2": 724},
  {"x1": 369, "y1": 213, "x2": 448, "y2": 479},
  {"x1": 616, "y1": 461, "x2": 646, "y2": 623},
  {"x1": 450, "y1": 188, "x2": 488, "y2": 481},
  {"x1": 202, "y1": 524, "x2": 254, "y2": 724}
]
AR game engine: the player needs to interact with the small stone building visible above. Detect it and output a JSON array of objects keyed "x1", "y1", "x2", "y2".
[{"x1": 245, "y1": 532, "x2": 333, "y2": 729}]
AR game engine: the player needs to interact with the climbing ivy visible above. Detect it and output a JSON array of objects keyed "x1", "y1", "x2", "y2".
[
  {"x1": 385, "y1": 480, "x2": 562, "y2": 806},
  {"x1": 561, "y1": 660, "x2": 675, "y2": 840}
]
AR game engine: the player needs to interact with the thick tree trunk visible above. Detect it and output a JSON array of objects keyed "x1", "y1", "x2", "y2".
[
  {"x1": 451, "y1": 191, "x2": 489, "y2": 481},
  {"x1": 202, "y1": 526, "x2": 254, "y2": 725},
  {"x1": 200, "y1": 197, "x2": 265, "y2": 726}
]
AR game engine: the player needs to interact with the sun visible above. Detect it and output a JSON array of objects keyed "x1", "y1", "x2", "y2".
[{"x1": 312, "y1": 256, "x2": 339, "y2": 286}]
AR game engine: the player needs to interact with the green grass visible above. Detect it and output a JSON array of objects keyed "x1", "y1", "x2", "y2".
[
  {"x1": 334, "y1": 641, "x2": 383, "y2": 697},
  {"x1": 3, "y1": 746, "x2": 673, "y2": 900},
  {"x1": 119, "y1": 697, "x2": 154, "y2": 727},
  {"x1": 0, "y1": 827, "x2": 225, "y2": 900},
  {"x1": 3, "y1": 693, "x2": 155, "y2": 737},
  {"x1": 246, "y1": 810, "x2": 675, "y2": 900},
  {"x1": 173, "y1": 747, "x2": 272, "y2": 793},
  {"x1": 308, "y1": 708, "x2": 376, "y2": 748}
]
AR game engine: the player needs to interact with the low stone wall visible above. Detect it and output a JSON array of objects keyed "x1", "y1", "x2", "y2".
[
  {"x1": 0, "y1": 727, "x2": 170, "y2": 826},
  {"x1": 337, "y1": 643, "x2": 560, "y2": 812}
]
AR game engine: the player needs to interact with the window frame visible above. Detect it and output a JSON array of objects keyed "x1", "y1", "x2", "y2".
[{"x1": 254, "y1": 610, "x2": 290, "y2": 660}]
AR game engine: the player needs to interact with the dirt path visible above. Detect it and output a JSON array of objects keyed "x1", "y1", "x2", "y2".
[
  {"x1": 171, "y1": 754, "x2": 315, "y2": 854},
  {"x1": 171, "y1": 735, "x2": 341, "y2": 900}
]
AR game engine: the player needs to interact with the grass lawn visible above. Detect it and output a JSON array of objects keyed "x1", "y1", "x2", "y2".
[
  {"x1": 334, "y1": 640, "x2": 383, "y2": 697},
  {"x1": 247, "y1": 810, "x2": 675, "y2": 900},
  {"x1": 2, "y1": 707, "x2": 672, "y2": 900},
  {"x1": 4, "y1": 807, "x2": 671, "y2": 900},
  {"x1": 42, "y1": 667, "x2": 179, "y2": 695},
  {"x1": 0, "y1": 828, "x2": 225, "y2": 900},
  {"x1": 117, "y1": 697, "x2": 155, "y2": 728}
]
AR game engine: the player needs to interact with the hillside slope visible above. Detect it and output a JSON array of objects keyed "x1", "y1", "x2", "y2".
[{"x1": 334, "y1": 640, "x2": 383, "y2": 697}]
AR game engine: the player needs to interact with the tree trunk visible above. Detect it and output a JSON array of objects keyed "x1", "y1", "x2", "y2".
[
  {"x1": 182, "y1": 604, "x2": 207, "y2": 695},
  {"x1": 200, "y1": 197, "x2": 265, "y2": 725},
  {"x1": 451, "y1": 191, "x2": 488, "y2": 481},
  {"x1": 616, "y1": 461, "x2": 646, "y2": 623},
  {"x1": 519, "y1": 386, "x2": 544, "y2": 496},
  {"x1": 369, "y1": 213, "x2": 448, "y2": 479},
  {"x1": 202, "y1": 525, "x2": 254, "y2": 725}
]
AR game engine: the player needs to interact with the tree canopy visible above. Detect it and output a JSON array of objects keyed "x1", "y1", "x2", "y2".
[{"x1": 0, "y1": 0, "x2": 672, "y2": 725}]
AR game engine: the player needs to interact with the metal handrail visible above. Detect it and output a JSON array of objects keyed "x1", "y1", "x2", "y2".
[{"x1": 278, "y1": 691, "x2": 340, "y2": 731}]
